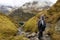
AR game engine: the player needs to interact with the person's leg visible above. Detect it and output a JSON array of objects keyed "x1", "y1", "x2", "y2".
[
  {"x1": 41, "y1": 31, "x2": 43, "y2": 37},
  {"x1": 38, "y1": 31, "x2": 43, "y2": 40}
]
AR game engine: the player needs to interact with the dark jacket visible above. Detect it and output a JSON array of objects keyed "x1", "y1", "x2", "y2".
[{"x1": 38, "y1": 20, "x2": 46, "y2": 32}]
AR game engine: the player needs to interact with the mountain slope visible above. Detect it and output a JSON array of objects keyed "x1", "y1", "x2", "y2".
[
  {"x1": 23, "y1": 0, "x2": 60, "y2": 40},
  {"x1": 0, "y1": 13, "x2": 18, "y2": 40}
]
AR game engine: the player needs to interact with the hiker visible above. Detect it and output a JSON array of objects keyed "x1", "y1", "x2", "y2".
[{"x1": 38, "y1": 14, "x2": 46, "y2": 40}]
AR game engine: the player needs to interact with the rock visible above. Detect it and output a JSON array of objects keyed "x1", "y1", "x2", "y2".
[
  {"x1": 26, "y1": 32, "x2": 36, "y2": 38},
  {"x1": 30, "y1": 37, "x2": 39, "y2": 40},
  {"x1": 43, "y1": 34, "x2": 51, "y2": 40}
]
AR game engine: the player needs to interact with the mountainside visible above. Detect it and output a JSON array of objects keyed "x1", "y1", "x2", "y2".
[
  {"x1": 9, "y1": 0, "x2": 52, "y2": 25},
  {"x1": 21, "y1": 0, "x2": 52, "y2": 14},
  {"x1": 0, "y1": 13, "x2": 18, "y2": 40},
  {"x1": 0, "y1": 5, "x2": 16, "y2": 15},
  {"x1": 9, "y1": 8, "x2": 35, "y2": 26},
  {"x1": 0, "y1": 13, "x2": 30, "y2": 40},
  {"x1": 23, "y1": 0, "x2": 60, "y2": 40}
]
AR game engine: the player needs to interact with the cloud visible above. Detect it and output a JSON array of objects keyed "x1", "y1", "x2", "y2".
[
  {"x1": 0, "y1": 0, "x2": 57, "y2": 7},
  {"x1": 0, "y1": 0, "x2": 32, "y2": 6},
  {"x1": 49, "y1": 0, "x2": 57, "y2": 3}
]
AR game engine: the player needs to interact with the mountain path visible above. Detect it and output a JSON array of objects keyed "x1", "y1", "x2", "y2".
[{"x1": 17, "y1": 24, "x2": 51, "y2": 40}]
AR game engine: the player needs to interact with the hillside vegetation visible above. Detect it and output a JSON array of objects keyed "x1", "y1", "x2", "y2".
[
  {"x1": 0, "y1": 13, "x2": 17, "y2": 40},
  {"x1": 0, "y1": 13, "x2": 30, "y2": 40}
]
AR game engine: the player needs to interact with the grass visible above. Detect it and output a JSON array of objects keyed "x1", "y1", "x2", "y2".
[{"x1": 0, "y1": 13, "x2": 18, "y2": 40}]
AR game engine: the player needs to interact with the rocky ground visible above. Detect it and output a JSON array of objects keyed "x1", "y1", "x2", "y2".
[{"x1": 17, "y1": 25, "x2": 51, "y2": 40}]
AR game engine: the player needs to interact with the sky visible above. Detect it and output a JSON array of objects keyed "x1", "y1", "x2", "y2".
[{"x1": 0, "y1": 0, "x2": 57, "y2": 7}]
